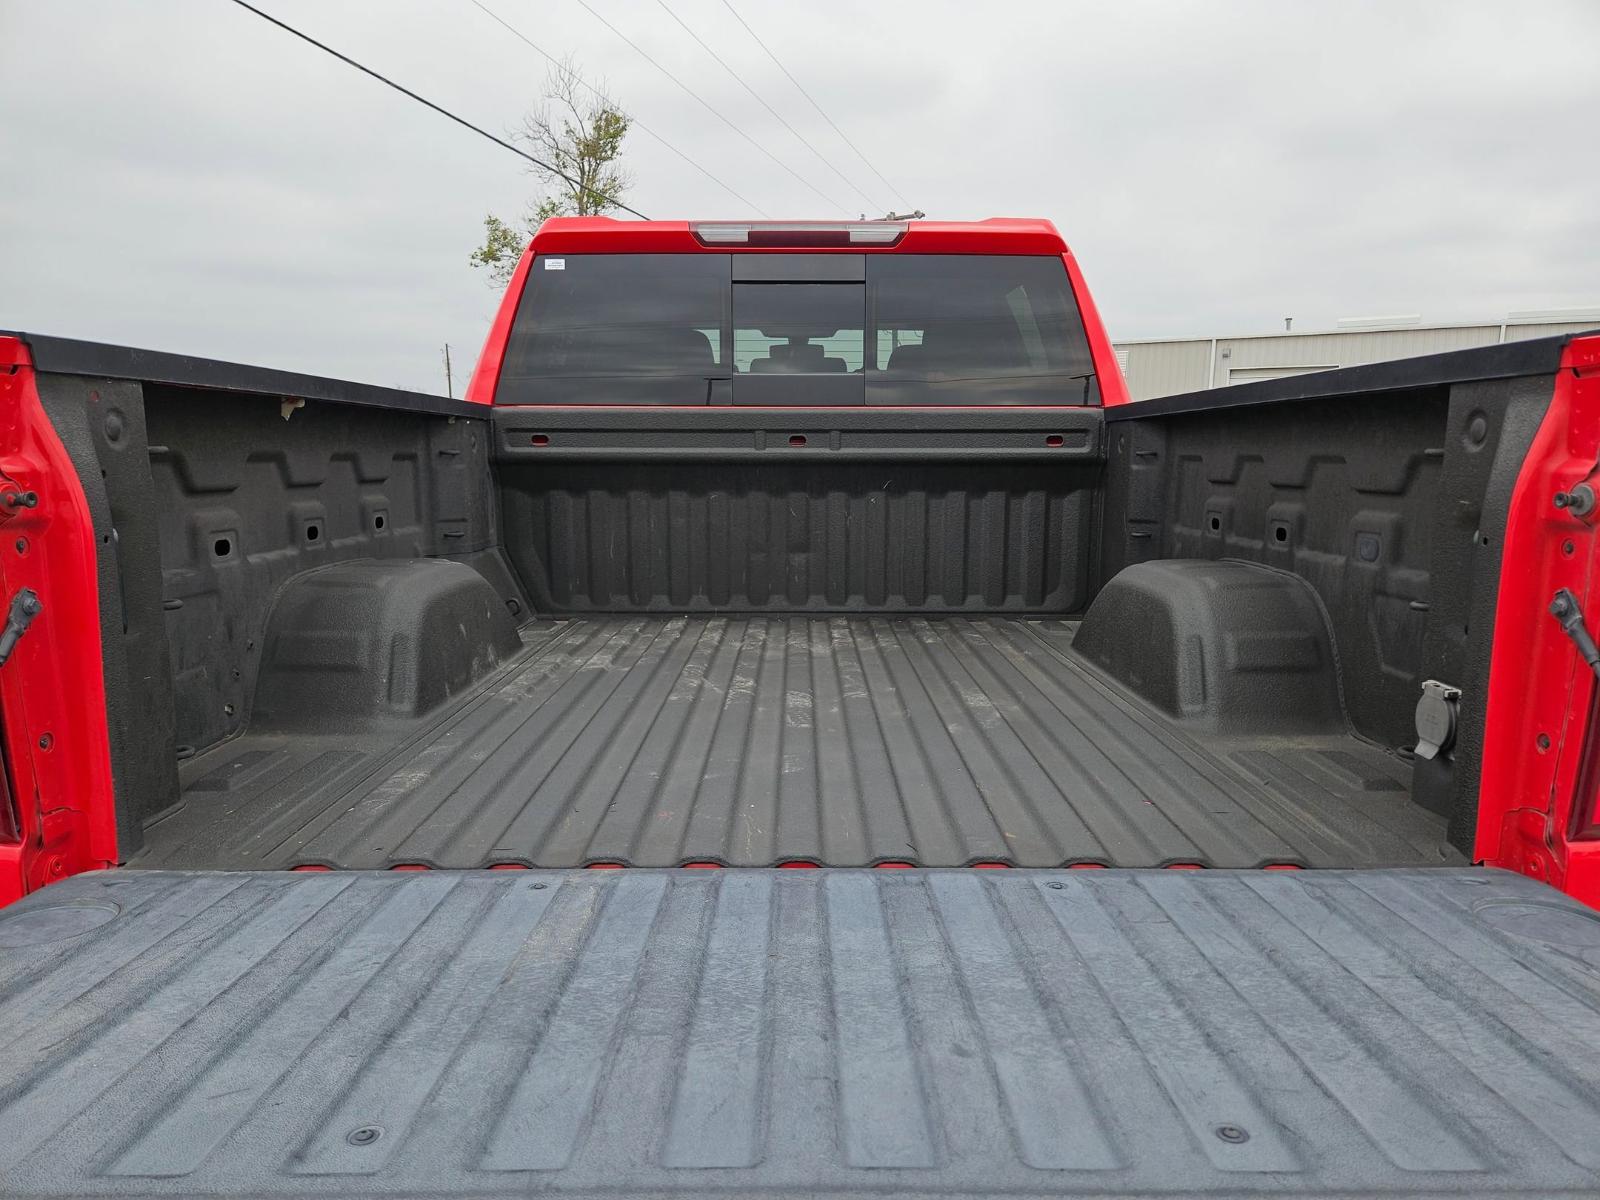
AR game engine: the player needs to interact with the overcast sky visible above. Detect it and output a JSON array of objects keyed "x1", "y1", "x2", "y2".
[{"x1": 3, "y1": 0, "x2": 1597, "y2": 393}]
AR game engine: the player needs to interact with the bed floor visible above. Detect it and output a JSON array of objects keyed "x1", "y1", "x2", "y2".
[{"x1": 133, "y1": 616, "x2": 1462, "y2": 871}]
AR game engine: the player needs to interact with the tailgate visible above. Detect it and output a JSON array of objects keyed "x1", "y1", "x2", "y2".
[{"x1": 2, "y1": 867, "x2": 1600, "y2": 1197}]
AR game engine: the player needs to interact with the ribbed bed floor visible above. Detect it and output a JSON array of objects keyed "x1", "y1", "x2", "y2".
[
  {"x1": 6, "y1": 867, "x2": 1598, "y2": 1197},
  {"x1": 135, "y1": 616, "x2": 1461, "y2": 871}
]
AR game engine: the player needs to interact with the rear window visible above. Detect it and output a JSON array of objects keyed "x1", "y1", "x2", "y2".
[
  {"x1": 496, "y1": 255, "x2": 726, "y2": 405},
  {"x1": 869, "y1": 256, "x2": 1094, "y2": 404},
  {"x1": 496, "y1": 253, "x2": 1097, "y2": 405}
]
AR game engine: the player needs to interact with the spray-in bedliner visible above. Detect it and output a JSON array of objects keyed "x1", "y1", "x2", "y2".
[
  {"x1": 133, "y1": 616, "x2": 1457, "y2": 871},
  {"x1": 1, "y1": 866, "x2": 1597, "y2": 1196}
]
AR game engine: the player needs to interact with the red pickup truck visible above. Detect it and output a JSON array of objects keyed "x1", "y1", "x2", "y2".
[{"x1": 3, "y1": 216, "x2": 1600, "y2": 1198}]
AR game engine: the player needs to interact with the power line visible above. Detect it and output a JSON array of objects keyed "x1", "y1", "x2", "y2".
[
  {"x1": 654, "y1": 1, "x2": 883, "y2": 214},
  {"x1": 469, "y1": 0, "x2": 768, "y2": 217},
  {"x1": 718, "y1": 0, "x2": 911, "y2": 212},
  {"x1": 575, "y1": 0, "x2": 849, "y2": 214},
  {"x1": 224, "y1": 0, "x2": 650, "y2": 219}
]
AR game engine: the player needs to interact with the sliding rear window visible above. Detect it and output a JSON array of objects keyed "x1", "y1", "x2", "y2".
[
  {"x1": 871, "y1": 256, "x2": 1095, "y2": 404},
  {"x1": 495, "y1": 253, "x2": 1096, "y2": 405}
]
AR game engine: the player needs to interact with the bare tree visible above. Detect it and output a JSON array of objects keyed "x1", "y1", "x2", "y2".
[{"x1": 470, "y1": 57, "x2": 633, "y2": 287}]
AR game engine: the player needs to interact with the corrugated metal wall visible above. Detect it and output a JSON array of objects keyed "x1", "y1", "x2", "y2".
[
  {"x1": 1117, "y1": 338, "x2": 1211, "y2": 401},
  {"x1": 1114, "y1": 320, "x2": 1600, "y2": 401}
]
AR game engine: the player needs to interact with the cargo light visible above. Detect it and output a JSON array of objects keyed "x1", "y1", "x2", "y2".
[{"x1": 691, "y1": 221, "x2": 908, "y2": 248}]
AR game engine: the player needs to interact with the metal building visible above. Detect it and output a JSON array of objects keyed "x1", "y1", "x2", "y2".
[{"x1": 1113, "y1": 309, "x2": 1600, "y2": 401}]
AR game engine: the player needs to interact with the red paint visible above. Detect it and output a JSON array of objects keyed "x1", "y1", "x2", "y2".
[
  {"x1": 390, "y1": 863, "x2": 431, "y2": 871},
  {"x1": 1478, "y1": 335, "x2": 1600, "y2": 907},
  {"x1": 778, "y1": 860, "x2": 820, "y2": 869},
  {"x1": 1068, "y1": 862, "x2": 1107, "y2": 869},
  {"x1": 970, "y1": 861, "x2": 1012, "y2": 869},
  {"x1": 523, "y1": 215, "x2": 1071, "y2": 258},
  {"x1": 464, "y1": 216, "x2": 1131, "y2": 407},
  {"x1": 0, "y1": 337, "x2": 118, "y2": 904},
  {"x1": 1164, "y1": 863, "x2": 1206, "y2": 870},
  {"x1": 681, "y1": 861, "x2": 723, "y2": 869},
  {"x1": 1263, "y1": 863, "x2": 1303, "y2": 871},
  {"x1": 585, "y1": 861, "x2": 625, "y2": 869},
  {"x1": 290, "y1": 864, "x2": 332, "y2": 872},
  {"x1": 1061, "y1": 250, "x2": 1130, "y2": 406},
  {"x1": 462, "y1": 240, "x2": 535, "y2": 406},
  {"x1": 873, "y1": 861, "x2": 916, "y2": 869},
  {"x1": 488, "y1": 862, "x2": 528, "y2": 870}
]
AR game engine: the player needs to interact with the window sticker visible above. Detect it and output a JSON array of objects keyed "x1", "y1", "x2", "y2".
[{"x1": 544, "y1": 258, "x2": 565, "y2": 270}]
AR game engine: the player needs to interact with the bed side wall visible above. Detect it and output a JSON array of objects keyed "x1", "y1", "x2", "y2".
[
  {"x1": 1100, "y1": 377, "x2": 1553, "y2": 850},
  {"x1": 39, "y1": 375, "x2": 517, "y2": 846}
]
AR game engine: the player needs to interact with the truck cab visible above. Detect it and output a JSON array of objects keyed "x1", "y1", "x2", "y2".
[{"x1": 469, "y1": 216, "x2": 1129, "y2": 407}]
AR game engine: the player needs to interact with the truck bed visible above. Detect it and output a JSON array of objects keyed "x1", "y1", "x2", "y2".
[
  {"x1": 3, "y1": 865, "x2": 1599, "y2": 1197},
  {"x1": 134, "y1": 615, "x2": 1458, "y2": 871}
]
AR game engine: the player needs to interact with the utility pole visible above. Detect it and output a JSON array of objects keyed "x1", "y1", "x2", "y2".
[{"x1": 443, "y1": 343, "x2": 454, "y2": 399}]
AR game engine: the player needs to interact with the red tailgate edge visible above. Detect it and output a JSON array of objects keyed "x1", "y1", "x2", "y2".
[
  {"x1": 1478, "y1": 333, "x2": 1600, "y2": 905},
  {"x1": 0, "y1": 336, "x2": 118, "y2": 903}
]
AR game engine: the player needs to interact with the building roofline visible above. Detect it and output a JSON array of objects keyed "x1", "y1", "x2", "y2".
[
  {"x1": 1113, "y1": 315, "x2": 1597, "y2": 346},
  {"x1": 1107, "y1": 331, "x2": 1596, "y2": 420}
]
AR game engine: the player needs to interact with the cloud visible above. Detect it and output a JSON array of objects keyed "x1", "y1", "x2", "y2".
[{"x1": 2, "y1": 0, "x2": 1596, "y2": 390}]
